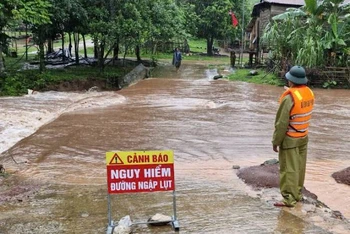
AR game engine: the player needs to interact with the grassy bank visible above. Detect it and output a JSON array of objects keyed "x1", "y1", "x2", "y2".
[
  {"x1": 0, "y1": 66, "x2": 131, "y2": 96},
  {"x1": 227, "y1": 68, "x2": 284, "y2": 86}
]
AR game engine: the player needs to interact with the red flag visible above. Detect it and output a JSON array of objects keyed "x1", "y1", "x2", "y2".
[{"x1": 229, "y1": 10, "x2": 239, "y2": 27}]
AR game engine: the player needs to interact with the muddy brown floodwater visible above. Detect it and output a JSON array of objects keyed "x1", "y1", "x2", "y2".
[{"x1": 0, "y1": 60, "x2": 350, "y2": 234}]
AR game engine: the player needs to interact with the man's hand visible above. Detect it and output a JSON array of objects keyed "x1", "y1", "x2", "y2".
[{"x1": 273, "y1": 145, "x2": 279, "y2": 152}]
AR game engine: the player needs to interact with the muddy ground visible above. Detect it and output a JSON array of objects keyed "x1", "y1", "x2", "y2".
[{"x1": 1, "y1": 60, "x2": 350, "y2": 233}]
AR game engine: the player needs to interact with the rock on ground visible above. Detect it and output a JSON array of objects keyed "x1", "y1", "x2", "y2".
[
  {"x1": 332, "y1": 167, "x2": 350, "y2": 186},
  {"x1": 236, "y1": 164, "x2": 317, "y2": 200}
]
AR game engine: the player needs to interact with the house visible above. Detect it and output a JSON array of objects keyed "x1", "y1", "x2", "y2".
[
  {"x1": 245, "y1": 0, "x2": 305, "y2": 66},
  {"x1": 246, "y1": 0, "x2": 350, "y2": 66}
]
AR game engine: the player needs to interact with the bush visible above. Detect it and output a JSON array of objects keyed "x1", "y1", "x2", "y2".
[
  {"x1": 0, "y1": 65, "x2": 132, "y2": 96},
  {"x1": 0, "y1": 73, "x2": 31, "y2": 96}
]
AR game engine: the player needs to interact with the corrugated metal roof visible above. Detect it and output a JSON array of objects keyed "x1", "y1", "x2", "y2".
[
  {"x1": 262, "y1": 0, "x2": 350, "y2": 5},
  {"x1": 252, "y1": 0, "x2": 349, "y2": 18},
  {"x1": 251, "y1": 0, "x2": 304, "y2": 17},
  {"x1": 261, "y1": 0, "x2": 305, "y2": 5}
]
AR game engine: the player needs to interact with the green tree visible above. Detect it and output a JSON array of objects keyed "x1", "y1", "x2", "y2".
[
  {"x1": 82, "y1": 0, "x2": 185, "y2": 71},
  {"x1": 180, "y1": 0, "x2": 245, "y2": 55},
  {"x1": 116, "y1": 0, "x2": 145, "y2": 62},
  {"x1": 0, "y1": 0, "x2": 51, "y2": 73},
  {"x1": 146, "y1": 0, "x2": 185, "y2": 55},
  {"x1": 191, "y1": 0, "x2": 234, "y2": 55},
  {"x1": 84, "y1": 0, "x2": 120, "y2": 72},
  {"x1": 0, "y1": 1, "x2": 20, "y2": 73},
  {"x1": 46, "y1": 0, "x2": 70, "y2": 60},
  {"x1": 64, "y1": 0, "x2": 88, "y2": 64}
]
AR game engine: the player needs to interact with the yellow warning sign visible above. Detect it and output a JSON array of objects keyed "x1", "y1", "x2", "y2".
[{"x1": 106, "y1": 150, "x2": 174, "y2": 165}]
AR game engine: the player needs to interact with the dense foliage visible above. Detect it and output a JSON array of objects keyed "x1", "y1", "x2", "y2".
[
  {"x1": 262, "y1": 0, "x2": 350, "y2": 68},
  {"x1": 0, "y1": 0, "x2": 255, "y2": 95},
  {"x1": 1, "y1": 0, "x2": 251, "y2": 70},
  {"x1": 0, "y1": 0, "x2": 51, "y2": 73}
]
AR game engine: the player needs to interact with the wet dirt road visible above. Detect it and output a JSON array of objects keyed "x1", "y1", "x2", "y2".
[{"x1": 0, "y1": 61, "x2": 350, "y2": 233}]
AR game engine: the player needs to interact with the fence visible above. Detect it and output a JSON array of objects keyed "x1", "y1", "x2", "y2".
[{"x1": 309, "y1": 67, "x2": 350, "y2": 88}]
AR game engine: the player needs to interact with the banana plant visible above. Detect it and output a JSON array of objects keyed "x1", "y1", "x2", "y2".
[
  {"x1": 323, "y1": 13, "x2": 347, "y2": 48},
  {"x1": 262, "y1": 0, "x2": 350, "y2": 68}
]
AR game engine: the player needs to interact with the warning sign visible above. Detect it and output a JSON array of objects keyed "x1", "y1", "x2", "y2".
[
  {"x1": 108, "y1": 153, "x2": 124, "y2": 165},
  {"x1": 106, "y1": 150, "x2": 173, "y2": 165},
  {"x1": 106, "y1": 150, "x2": 175, "y2": 194}
]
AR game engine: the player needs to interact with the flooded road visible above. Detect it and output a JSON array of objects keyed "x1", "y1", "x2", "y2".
[{"x1": 0, "y1": 61, "x2": 350, "y2": 233}]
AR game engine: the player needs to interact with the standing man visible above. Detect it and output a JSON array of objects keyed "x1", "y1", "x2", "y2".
[
  {"x1": 272, "y1": 65, "x2": 315, "y2": 207},
  {"x1": 172, "y1": 48, "x2": 182, "y2": 72}
]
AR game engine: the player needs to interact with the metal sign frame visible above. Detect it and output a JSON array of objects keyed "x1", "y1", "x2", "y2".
[{"x1": 105, "y1": 150, "x2": 179, "y2": 233}]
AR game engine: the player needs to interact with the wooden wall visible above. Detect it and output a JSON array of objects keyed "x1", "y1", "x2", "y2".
[
  {"x1": 259, "y1": 8, "x2": 271, "y2": 43},
  {"x1": 256, "y1": 4, "x2": 300, "y2": 51},
  {"x1": 270, "y1": 5, "x2": 291, "y2": 16}
]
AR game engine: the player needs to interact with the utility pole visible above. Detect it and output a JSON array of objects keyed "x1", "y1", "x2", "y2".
[
  {"x1": 25, "y1": 23, "x2": 28, "y2": 61},
  {"x1": 240, "y1": 0, "x2": 245, "y2": 67}
]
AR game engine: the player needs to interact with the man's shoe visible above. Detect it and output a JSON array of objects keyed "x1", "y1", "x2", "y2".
[{"x1": 273, "y1": 201, "x2": 294, "y2": 207}]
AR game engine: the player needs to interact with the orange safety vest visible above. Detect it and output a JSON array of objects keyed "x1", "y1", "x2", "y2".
[{"x1": 279, "y1": 86, "x2": 315, "y2": 138}]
